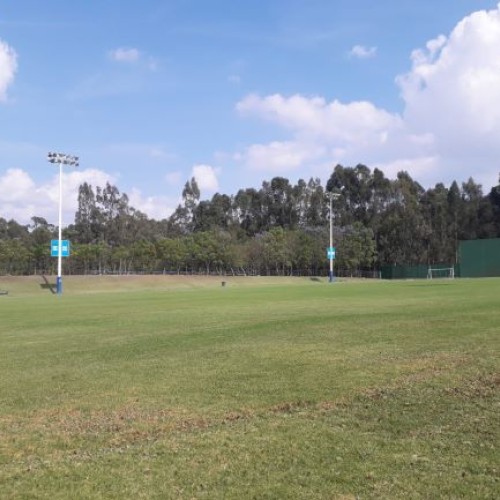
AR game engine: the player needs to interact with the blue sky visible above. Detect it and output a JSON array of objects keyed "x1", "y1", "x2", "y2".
[{"x1": 1, "y1": 1, "x2": 500, "y2": 224}]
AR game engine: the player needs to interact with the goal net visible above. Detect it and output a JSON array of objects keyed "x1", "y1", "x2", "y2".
[{"x1": 427, "y1": 267, "x2": 455, "y2": 279}]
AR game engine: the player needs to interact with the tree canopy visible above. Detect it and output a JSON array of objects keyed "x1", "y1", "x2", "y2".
[{"x1": 1, "y1": 166, "x2": 499, "y2": 276}]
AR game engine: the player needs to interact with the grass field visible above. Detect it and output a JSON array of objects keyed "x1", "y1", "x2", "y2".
[{"x1": 0, "y1": 275, "x2": 499, "y2": 499}]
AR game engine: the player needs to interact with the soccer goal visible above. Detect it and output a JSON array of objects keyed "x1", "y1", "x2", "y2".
[{"x1": 427, "y1": 267, "x2": 455, "y2": 279}]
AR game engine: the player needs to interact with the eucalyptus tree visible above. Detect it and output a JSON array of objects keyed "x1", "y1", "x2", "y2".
[
  {"x1": 421, "y1": 183, "x2": 454, "y2": 263},
  {"x1": 4, "y1": 218, "x2": 29, "y2": 240},
  {"x1": 96, "y1": 183, "x2": 135, "y2": 246},
  {"x1": 169, "y1": 177, "x2": 200, "y2": 234},
  {"x1": 376, "y1": 171, "x2": 429, "y2": 265},
  {"x1": 326, "y1": 164, "x2": 373, "y2": 226},
  {"x1": 446, "y1": 181, "x2": 462, "y2": 262},
  {"x1": 294, "y1": 177, "x2": 326, "y2": 228},
  {"x1": 488, "y1": 174, "x2": 500, "y2": 235},
  {"x1": 460, "y1": 178, "x2": 483, "y2": 240},
  {"x1": 267, "y1": 177, "x2": 298, "y2": 229},
  {"x1": 74, "y1": 182, "x2": 100, "y2": 244},
  {"x1": 192, "y1": 193, "x2": 234, "y2": 232},
  {"x1": 367, "y1": 168, "x2": 392, "y2": 231},
  {"x1": 233, "y1": 187, "x2": 265, "y2": 236}
]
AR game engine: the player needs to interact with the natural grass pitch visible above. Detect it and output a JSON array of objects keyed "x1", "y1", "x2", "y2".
[{"x1": 0, "y1": 276, "x2": 499, "y2": 498}]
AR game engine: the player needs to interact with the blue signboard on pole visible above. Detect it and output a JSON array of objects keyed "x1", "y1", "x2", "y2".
[
  {"x1": 51, "y1": 240, "x2": 70, "y2": 257},
  {"x1": 327, "y1": 246, "x2": 336, "y2": 260}
]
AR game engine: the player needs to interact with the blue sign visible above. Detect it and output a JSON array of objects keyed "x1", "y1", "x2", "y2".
[
  {"x1": 51, "y1": 240, "x2": 70, "y2": 257},
  {"x1": 327, "y1": 246, "x2": 336, "y2": 260}
]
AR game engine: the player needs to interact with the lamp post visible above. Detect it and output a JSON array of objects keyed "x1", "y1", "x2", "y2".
[
  {"x1": 329, "y1": 191, "x2": 341, "y2": 283},
  {"x1": 47, "y1": 152, "x2": 79, "y2": 295}
]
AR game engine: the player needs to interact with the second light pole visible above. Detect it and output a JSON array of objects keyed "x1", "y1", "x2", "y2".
[{"x1": 329, "y1": 191, "x2": 341, "y2": 282}]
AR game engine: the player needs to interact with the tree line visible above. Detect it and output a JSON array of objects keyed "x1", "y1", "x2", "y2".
[{"x1": 1, "y1": 164, "x2": 499, "y2": 276}]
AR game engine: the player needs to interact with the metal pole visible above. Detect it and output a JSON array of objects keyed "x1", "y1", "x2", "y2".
[
  {"x1": 57, "y1": 162, "x2": 63, "y2": 295},
  {"x1": 329, "y1": 193, "x2": 333, "y2": 283},
  {"x1": 48, "y1": 152, "x2": 78, "y2": 296}
]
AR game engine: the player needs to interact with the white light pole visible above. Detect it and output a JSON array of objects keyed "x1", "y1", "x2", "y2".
[
  {"x1": 329, "y1": 191, "x2": 341, "y2": 283},
  {"x1": 47, "y1": 152, "x2": 79, "y2": 295}
]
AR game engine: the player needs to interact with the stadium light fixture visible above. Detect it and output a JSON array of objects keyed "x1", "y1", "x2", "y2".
[
  {"x1": 329, "y1": 191, "x2": 341, "y2": 283},
  {"x1": 47, "y1": 152, "x2": 79, "y2": 295}
]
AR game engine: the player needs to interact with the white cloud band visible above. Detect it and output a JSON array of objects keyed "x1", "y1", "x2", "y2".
[
  {"x1": 0, "y1": 39, "x2": 17, "y2": 101},
  {"x1": 235, "y1": 3, "x2": 500, "y2": 189}
]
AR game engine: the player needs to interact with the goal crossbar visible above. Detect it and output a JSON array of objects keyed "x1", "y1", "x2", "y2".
[{"x1": 427, "y1": 267, "x2": 455, "y2": 279}]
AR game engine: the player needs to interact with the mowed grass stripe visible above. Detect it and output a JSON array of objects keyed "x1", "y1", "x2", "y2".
[{"x1": 0, "y1": 277, "x2": 498, "y2": 498}]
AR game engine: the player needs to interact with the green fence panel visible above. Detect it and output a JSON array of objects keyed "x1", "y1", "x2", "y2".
[{"x1": 459, "y1": 238, "x2": 500, "y2": 278}]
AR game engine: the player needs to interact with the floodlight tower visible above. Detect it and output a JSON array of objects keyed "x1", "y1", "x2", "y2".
[
  {"x1": 329, "y1": 191, "x2": 341, "y2": 283},
  {"x1": 47, "y1": 152, "x2": 79, "y2": 295}
]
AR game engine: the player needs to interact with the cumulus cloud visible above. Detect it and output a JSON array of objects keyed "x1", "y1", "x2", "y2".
[
  {"x1": 235, "y1": 3, "x2": 500, "y2": 189},
  {"x1": 128, "y1": 188, "x2": 177, "y2": 220},
  {"x1": 242, "y1": 141, "x2": 326, "y2": 172},
  {"x1": 0, "y1": 168, "x2": 115, "y2": 225},
  {"x1": 349, "y1": 45, "x2": 377, "y2": 59},
  {"x1": 108, "y1": 47, "x2": 141, "y2": 63},
  {"x1": 236, "y1": 93, "x2": 423, "y2": 173},
  {"x1": 0, "y1": 166, "x2": 179, "y2": 224},
  {"x1": 191, "y1": 164, "x2": 220, "y2": 194},
  {"x1": 0, "y1": 138, "x2": 183, "y2": 223},
  {"x1": 0, "y1": 39, "x2": 17, "y2": 101},
  {"x1": 237, "y1": 93, "x2": 403, "y2": 144},
  {"x1": 398, "y1": 6, "x2": 500, "y2": 159},
  {"x1": 107, "y1": 47, "x2": 158, "y2": 72}
]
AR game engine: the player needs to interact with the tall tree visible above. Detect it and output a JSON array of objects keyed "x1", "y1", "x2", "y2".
[
  {"x1": 234, "y1": 188, "x2": 265, "y2": 236},
  {"x1": 169, "y1": 177, "x2": 200, "y2": 234},
  {"x1": 460, "y1": 177, "x2": 483, "y2": 240},
  {"x1": 421, "y1": 183, "x2": 454, "y2": 263},
  {"x1": 74, "y1": 182, "x2": 99, "y2": 244},
  {"x1": 96, "y1": 183, "x2": 132, "y2": 245},
  {"x1": 488, "y1": 174, "x2": 500, "y2": 236}
]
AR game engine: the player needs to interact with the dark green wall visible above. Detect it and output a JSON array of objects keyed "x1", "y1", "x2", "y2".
[{"x1": 459, "y1": 238, "x2": 500, "y2": 278}]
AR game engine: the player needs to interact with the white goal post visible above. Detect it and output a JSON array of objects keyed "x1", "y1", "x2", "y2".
[{"x1": 427, "y1": 267, "x2": 455, "y2": 279}]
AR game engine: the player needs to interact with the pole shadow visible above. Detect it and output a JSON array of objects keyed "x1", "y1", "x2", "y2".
[{"x1": 40, "y1": 275, "x2": 56, "y2": 294}]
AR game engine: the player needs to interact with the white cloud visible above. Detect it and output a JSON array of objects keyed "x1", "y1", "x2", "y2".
[
  {"x1": 237, "y1": 93, "x2": 402, "y2": 144},
  {"x1": 107, "y1": 48, "x2": 158, "y2": 72},
  {"x1": 349, "y1": 44, "x2": 377, "y2": 59},
  {"x1": 235, "y1": 3, "x2": 500, "y2": 190},
  {"x1": 373, "y1": 156, "x2": 440, "y2": 182},
  {"x1": 242, "y1": 141, "x2": 325, "y2": 172},
  {"x1": 191, "y1": 164, "x2": 220, "y2": 194},
  {"x1": 108, "y1": 47, "x2": 141, "y2": 63},
  {"x1": 0, "y1": 166, "x2": 180, "y2": 224},
  {"x1": 236, "y1": 93, "x2": 411, "y2": 176},
  {"x1": 0, "y1": 168, "x2": 35, "y2": 203},
  {"x1": 128, "y1": 189, "x2": 177, "y2": 220},
  {"x1": 0, "y1": 168, "x2": 115, "y2": 225},
  {"x1": 395, "y1": 3, "x2": 500, "y2": 187},
  {"x1": 0, "y1": 39, "x2": 17, "y2": 101},
  {"x1": 398, "y1": 6, "x2": 500, "y2": 151}
]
